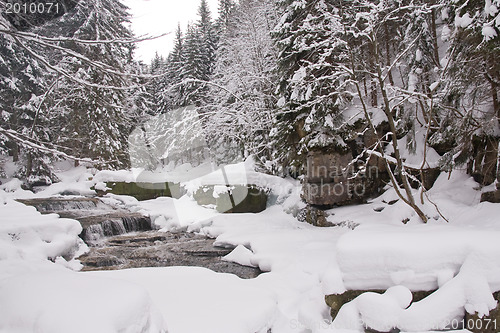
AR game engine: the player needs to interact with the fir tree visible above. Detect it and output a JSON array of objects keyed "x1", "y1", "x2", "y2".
[
  {"x1": 206, "y1": 0, "x2": 279, "y2": 166},
  {"x1": 39, "y1": 0, "x2": 137, "y2": 168},
  {"x1": 272, "y1": 0, "x2": 352, "y2": 175}
]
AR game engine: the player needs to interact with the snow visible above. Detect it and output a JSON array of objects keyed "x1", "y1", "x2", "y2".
[
  {"x1": 482, "y1": 25, "x2": 497, "y2": 41},
  {"x1": 454, "y1": 13, "x2": 474, "y2": 28},
  {"x1": 333, "y1": 252, "x2": 499, "y2": 332},
  {"x1": 0, "y1": 192, "x2": 167, "y2": 332},
  {"x1": 1, "y1": 161, "x2": 500, "y2": 333},
  {"x1": 135, "y1": 195, "x2": 218, "y2": 231},
  {"x1": 0, "y1": 269, "x2": 166, "y2": 333},
  {"x1": 333, "y1": 286, "x2": 412, "y2": 331},
  {"x1": 383, "y1": 129, "x2": 442, "y2": 169},
  {"x1": 222, "y1": 244, "x2": 257, "y2": 267},
  {"x1": 0, "y1": 199, "x2": 84, "y2": 264},
  {"x1": 87, "y1": 267, "x2": 276, "y2": 333},
  {"x1": 336, "y1": 224, "x2": 500, "y2": 291},
  {"x1": 93, "y1": 158, "x2": 296, "y2": 201}
]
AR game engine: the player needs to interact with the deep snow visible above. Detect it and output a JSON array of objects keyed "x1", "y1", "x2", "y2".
[{"x1": 0, "y1": 161, "x2": 499, "y2": 333}]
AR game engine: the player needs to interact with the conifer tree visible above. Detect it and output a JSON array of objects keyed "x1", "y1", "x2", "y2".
[
  {"x1": 161, "y1": 24, "x2": 185, "y2": 110},
  {"x1": 206, "y1": 0, "x2": 279, "y2": 166},
  {"x1": 39, "y1": 0, "x2": 137, "y2": 168},
  {"x1": 272, "y1": 0, "x2": 352, "y2": 175}
]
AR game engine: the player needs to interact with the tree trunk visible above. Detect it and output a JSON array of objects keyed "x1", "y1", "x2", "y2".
[
  {"x1": 12, "y1": 143, "x2": 19, "y2": 163},
  {"x1": 430, "y1": 7, "x2": 440, "y2": 68},
  {"x1": 368, "y1": 44, "x2": 378, "y2": 107},
  {"x1": 384, "y1": 22, "x2": 395, "y2": 86},
  {"x1": 371, "y1": 33, "x2": 428, "y2": 222},
  {"x1": 483, "y1": 137, "x2": 498, "y2": 185}
]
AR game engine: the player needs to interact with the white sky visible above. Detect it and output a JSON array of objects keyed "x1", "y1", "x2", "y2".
[{"x1": 123, "y1": 0, "x2": 220, "y2": 64}]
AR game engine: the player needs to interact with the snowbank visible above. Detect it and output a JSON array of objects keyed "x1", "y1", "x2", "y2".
[
  {"x1": 0, "y1": 269, "x2": 166, "y2": 333},
  {"x1": 336, "y1": 224, "x2": 500, "y2": 291},
  {"x1": 87, "y1": 267, "x2": 277, "y2": 333},
  {"x1": 0, "y1": 192, "x2": 167, "y2": 333},
  {"x1": 0, "y1": 199, "x2": 84, "y2": 265}
]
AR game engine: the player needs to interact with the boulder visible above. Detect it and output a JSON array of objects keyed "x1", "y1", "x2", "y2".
[
  {"x1": 464, "y1": 291, "x2": 500, "y2": 333},
  {"x1": 305, "y1": 150, "x2": 353, "y2": 183},
  {"x1": 325, "y1": 289, "x2": 435, "y2": 323},
  {"x1": 193, "y1": 185, "x2": 268, "y2": 213},
  {"x1": 97, "y1": 182, "x2": 183, "y2": 201},
  {"x1": 480, "y1": 190, "x2": 500, "y2": 203},
  {"x1": 407, "y1": 167, "x2": 441, "y2": 190},
  {"x1": 297, "y1": 205, "x2": 332, "y2": 227},
  {"x1": 302, "y1": 148, "x2": 385, "y2": 207}
]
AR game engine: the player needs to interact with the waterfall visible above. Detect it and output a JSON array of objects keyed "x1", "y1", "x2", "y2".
[{"x1": 18, "y1": 197, "x2": 153, "y2": 245}]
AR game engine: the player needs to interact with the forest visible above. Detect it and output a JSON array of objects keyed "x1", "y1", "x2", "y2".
[
  {"x1": 1, "y1": 0, "x2": 498, "y2": 193},
  {"x1": 1, "y1": 1, "x2": 500, "y2": 332}
]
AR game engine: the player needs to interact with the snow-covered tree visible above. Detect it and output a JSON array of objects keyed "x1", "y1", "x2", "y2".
[
  {"x1": 1, "y1": 0, "x2": 145, "y2": 181},
  {"x1": 433, "y1": 0, "x2": 500, "y2": 185},
  {"x1": 216, "y1": 0, "x2": 237, "y2": 35},
  {"x1": 160, "y1": 24, "x2": 185, "y2": 110},
  {"x1": 272, "y1": 0, "x2": 352, "y2": 175},
  {"x1": 38, "y1": 0, "x2": 137, "y2": 168},
  {"x1": 205, "y1": 0, "x2": 279, "y2": 167}
]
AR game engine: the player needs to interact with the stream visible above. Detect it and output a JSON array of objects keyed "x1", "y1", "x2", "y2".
[{"x1": 18, "y1": 197, "x2": 261, "y2": 279}]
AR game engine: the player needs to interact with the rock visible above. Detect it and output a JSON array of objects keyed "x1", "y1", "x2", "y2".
[
  {"x1": 464, "y1": 291, "x2": 500, "y2": 333},
  {"x1": 364, "y1": 327, "x2": 400, "y2": 333},
  {"x1": 302, "y1": 148, "x2": 386, "y2": 207},
  {"x1": 297, "y1": 205, "x2": 332, "y2": 227},
  {"x1": 193, "y1": 187, "x2": 217, "y2": 206},
  {"x1": 305, "y1": 150, "x2": 353, "y2": 183},
  {"x1": 78, "y1": 230, "x2": 261, "y2": 279},
  {"x1": 481, "y1": 190, "x2": 500, "y2": 203},
  {"x1": 302, "y1": 182, "x2": 350, "y2": 206},
  {"x1": 325, "y1": 290, "x2": 435, "y2": 322},
  {"x1": 407, "y1": 167, "x2": 441, "y2": 190},
  {"x1": 97, "y1": 182, "x2": 183, "y2": 201},
  {"x1": 193, "y1": 185, "x2": 268, "y2": 213}
]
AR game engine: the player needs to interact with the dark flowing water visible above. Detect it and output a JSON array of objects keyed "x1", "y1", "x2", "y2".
[{"x1": 18, "y1": 197, "x2": 261, "y2": 279}]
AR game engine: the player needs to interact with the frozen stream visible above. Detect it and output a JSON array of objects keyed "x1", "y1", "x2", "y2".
[{"x1": 18, "y1": 197, "x2": 261, "y2": 279}]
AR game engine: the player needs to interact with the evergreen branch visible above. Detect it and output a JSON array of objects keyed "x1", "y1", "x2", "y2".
[
  {"x1": 0, "y1": 127, "x2": 105, "y2": 164},
  {"x1": 10, "y1": 34, "x2": 140, "y2": 91}
]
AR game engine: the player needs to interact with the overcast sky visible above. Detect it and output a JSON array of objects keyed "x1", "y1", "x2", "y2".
[{"x1": 123, "y1": 0, "x2": 220, "y2": 63}]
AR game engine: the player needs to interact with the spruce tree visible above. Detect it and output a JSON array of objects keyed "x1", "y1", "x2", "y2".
[
  {"x1": 161, "y1": 24, "x2": 185, "y2": 110},
  {"x1": 206, "y1": 0, "x2": 279, "y2": 166},
  {"x1": 272, "y1": 0, "x2": 351, "y2": 175},
  {"x1": 39, "y1": 0, "x2": 137, "y2": 168}
]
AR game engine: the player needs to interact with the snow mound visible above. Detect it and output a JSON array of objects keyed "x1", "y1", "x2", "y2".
[
  {"x1": 0, "y1": 199, "x2": 84, "y2": 264},
  {"x1": 333, "y1": 252, "x2": 499, "y2": 332},
  {"x1": 87, "y1": 267, "x2": 276, "y2": 333},
  {"x1": 222, "y1": 244, "x2": 257, "y2": 267},
  {"x1": 337, "y1": 224, "x2": 500, "y2": 291},
  {"x1": 0, "y1": 269, "x2": 166, "y2": 333}
]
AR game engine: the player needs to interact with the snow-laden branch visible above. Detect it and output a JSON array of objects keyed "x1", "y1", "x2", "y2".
[
  {"x1": 0, "y1": 127, "x2": 108, "y2": 164},
  {"x1": 1, "y1": 28, "x2": 152, "y2": 80},
  {"x1": 10, "y1": 34, "x2": 140, "y2": 91},
  {"x1": 1, "y1": 28, "x2": 166, "y2": 46}
]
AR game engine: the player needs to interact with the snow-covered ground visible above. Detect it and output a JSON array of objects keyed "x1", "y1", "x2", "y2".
[{"x1": 0, "y1": 160, "x2": 499, "y2": 333}]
